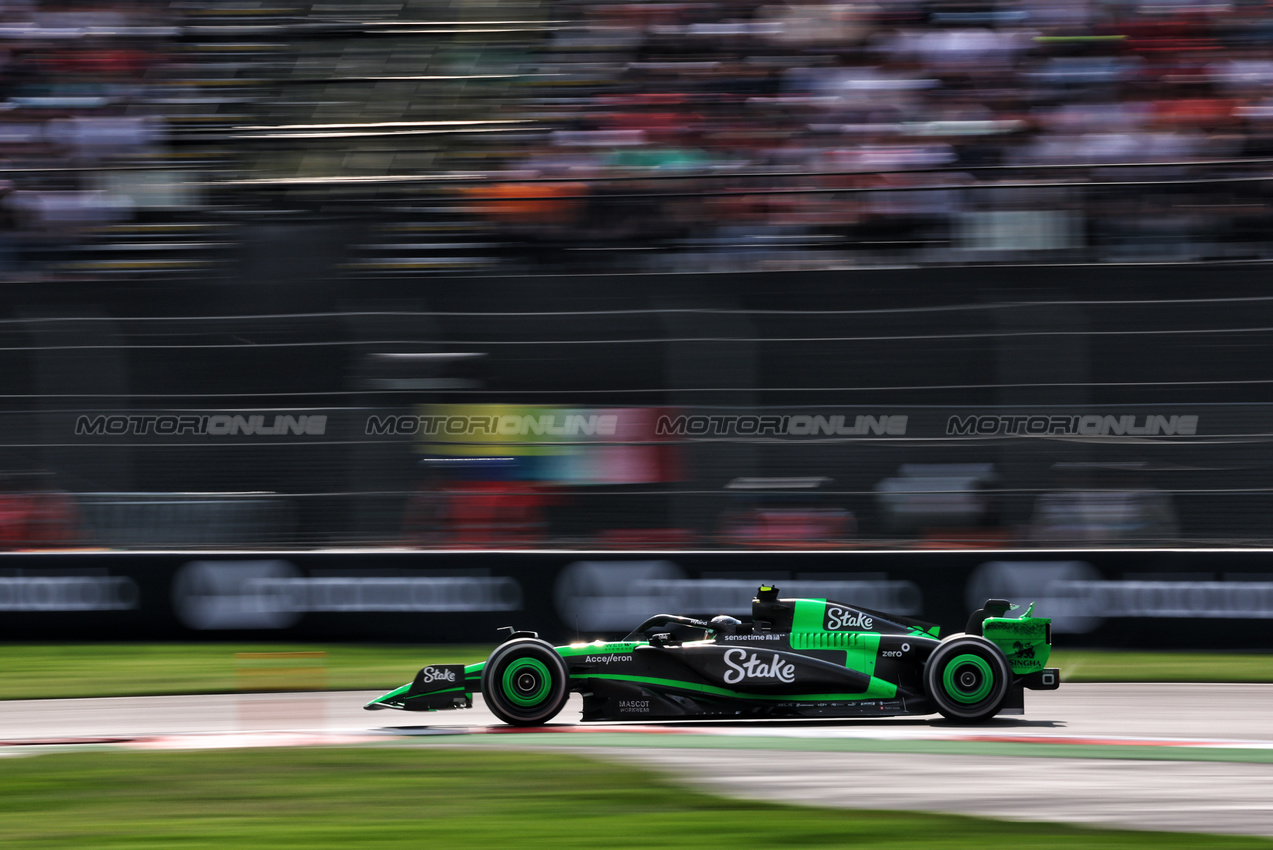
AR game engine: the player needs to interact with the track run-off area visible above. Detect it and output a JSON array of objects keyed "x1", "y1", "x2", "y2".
[{"x1": 2, "y1": 683, "x2": 1272, "y2": 838}]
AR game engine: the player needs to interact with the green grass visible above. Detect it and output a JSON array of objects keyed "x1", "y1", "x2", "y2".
[
  {"x1": 1050, "y1": 649, "x2": 1273, "y2": 683},
  {"x1": 0, "y1": 645, "x2": 1270, "y2": 701},
  {"x1": 0, "y1": 748, "x2": 1267, "y2": 849},
  {"x1": 0, "y1": 644, "x2": 492, "y2": 701}
]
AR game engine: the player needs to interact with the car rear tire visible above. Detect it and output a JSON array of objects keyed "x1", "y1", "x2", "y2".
[
  {"x1": 923, "y1": 635, "x2": 1010, "y2": 723},
  {"x1": 480, "y1": 638, "x2": 570, "y2": 726}
]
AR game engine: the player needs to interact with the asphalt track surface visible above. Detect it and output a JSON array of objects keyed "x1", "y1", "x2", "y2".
[{"x1": 3, "y1": 684, "x2": 1273, "y2": 838}]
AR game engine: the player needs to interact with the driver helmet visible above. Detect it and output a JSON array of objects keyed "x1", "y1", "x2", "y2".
[{"x1": 709, "y1": 614, "x2": 742, "y2": 635}]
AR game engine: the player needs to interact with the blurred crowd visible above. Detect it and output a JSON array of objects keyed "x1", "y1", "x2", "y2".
[
  {"x1": 499, "y1": 0, "x2": 1273, "y2": 266},
  {"x1": 1, "y1": 1, "x2": 1273, "y2": 273},
  {"x1": 0, "y1": 1, "x2": 180, "y2": 271}
]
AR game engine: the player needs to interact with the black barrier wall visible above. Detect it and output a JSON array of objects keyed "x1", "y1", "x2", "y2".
[{"x1": 3, "y1": 550, "x2": 1272, "y2": 649}]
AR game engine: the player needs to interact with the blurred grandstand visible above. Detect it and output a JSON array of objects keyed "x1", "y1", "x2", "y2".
[
  {"x1": 3, "y1": 0, "x2": 1273, "y2": 550},
  {"x1": 3, "y1": 0, "x2": 1273, "y2": 272}
]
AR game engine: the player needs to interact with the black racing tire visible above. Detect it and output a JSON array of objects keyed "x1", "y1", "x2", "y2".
[
  {"x1": 480, "y1": 638, "x2": 571, "y2": 726},
  {"x1": 923, "y1": 635, "x2": 1010, "y2": 723}
]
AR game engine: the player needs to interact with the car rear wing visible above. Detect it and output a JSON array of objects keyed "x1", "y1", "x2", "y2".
[{"x1": 981, "y1": 606, "x2": 1053, "y2": 676}]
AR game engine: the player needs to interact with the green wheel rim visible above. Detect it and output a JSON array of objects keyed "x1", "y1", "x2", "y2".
[
  {"x1": 943, "y1": 653, "x2": 994, "y2": 704},
  {"x1": 502, "y1": 657, "x2": 552, "y2": 707}
]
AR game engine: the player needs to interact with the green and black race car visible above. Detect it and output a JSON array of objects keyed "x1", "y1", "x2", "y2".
[{"x1": 366, "y1": 584, "x2": 1059, "y2": 725}]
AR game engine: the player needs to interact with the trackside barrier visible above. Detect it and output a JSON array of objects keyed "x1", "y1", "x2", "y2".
[{"x1": 1, "y1": 549, "x2": 1273, "y2": 649}]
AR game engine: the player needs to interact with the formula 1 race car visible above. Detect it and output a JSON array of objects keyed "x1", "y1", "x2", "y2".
[{"x1": 365, "y1": 584, "x2": 1059, "y2": 725}]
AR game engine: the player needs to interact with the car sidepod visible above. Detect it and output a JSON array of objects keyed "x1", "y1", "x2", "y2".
[{"x1": 564, "y1": 629, "x2": 940, "y2": 721}]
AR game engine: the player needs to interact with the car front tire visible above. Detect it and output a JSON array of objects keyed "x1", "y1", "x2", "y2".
[{"x1": 480, "y1": 638, "x2": 571, "y2": 726}]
